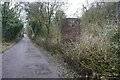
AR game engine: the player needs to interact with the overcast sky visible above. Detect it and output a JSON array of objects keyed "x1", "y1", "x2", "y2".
[
  {"x1": 2, "y1": 0, "x2": 119, "y2": 23},
  {"x1": 65, "y1": 0, "x2": 95, "y2": 17},
  {"x1": 7, "y1": 0, "x2": 96, "y2": 18},
  {"x1": 2, "y1": 0, "x2": 119, "y2": 17},
  {"x1": 13, "y1": 0, "x2": 95, "y2": 23}
]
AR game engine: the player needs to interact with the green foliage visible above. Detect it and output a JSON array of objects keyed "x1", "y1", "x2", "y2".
[
  {"x1": 81, "y1": 2, "x2": 117, "y2": 27},
  {"x1": 2, "y1": 2, "x2": 23, "y2": 42},
  {"x1": 80, "y1": 2, "x2": 119, "y2": 77},
  {"x1": 27, "y1": 1, "x2": 119, "y2": 79},
  {"x1": 26, "y1": 2, "x2": 48, "y2": 38},
  {"x1": 26, "y1": 2, "x2": 66, "y2": 41}
]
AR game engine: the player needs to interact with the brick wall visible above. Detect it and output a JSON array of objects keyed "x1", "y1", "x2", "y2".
[{"x1": 61, "y1": 18, "x2": 80, "y2": 42}]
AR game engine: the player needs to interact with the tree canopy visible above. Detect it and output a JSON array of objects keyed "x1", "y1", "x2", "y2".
[{"x1": 2, "y1": 2, "x2": 23, "y2": 42}]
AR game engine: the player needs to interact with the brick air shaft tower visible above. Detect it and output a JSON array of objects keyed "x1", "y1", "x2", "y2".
[{"x1": 61, "y1": 18, "x2": 81, "y2": 42}]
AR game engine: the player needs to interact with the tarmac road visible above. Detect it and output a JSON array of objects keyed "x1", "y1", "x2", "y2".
[{"x1": 2, "y1": 36, "x2": 59, "y2": 78}]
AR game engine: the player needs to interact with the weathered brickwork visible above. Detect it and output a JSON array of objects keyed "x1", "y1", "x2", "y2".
[{"x1": 61, "y1": 18, "x2": 80, "y2": 42}]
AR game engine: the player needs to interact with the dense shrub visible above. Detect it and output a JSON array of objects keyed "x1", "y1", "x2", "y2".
[{"x1": 28, "y1": 1, "x2": 120, "y2": 79}]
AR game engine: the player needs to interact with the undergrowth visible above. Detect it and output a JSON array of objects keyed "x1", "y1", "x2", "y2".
[{"x1": 33, "y1": 24, "x2": 119, "y2": 79}]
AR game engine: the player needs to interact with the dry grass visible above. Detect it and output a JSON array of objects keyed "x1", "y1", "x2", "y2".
[{"x1": 33, "y1": 24, "x2": 119, "y2": 78}]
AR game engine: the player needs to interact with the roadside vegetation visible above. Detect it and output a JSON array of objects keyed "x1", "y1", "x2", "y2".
[
  {"x1": 1, "y1": 2, "x2": 23, "y2": 52},
  {"x1": 80, "y1": 2, "x2": 119, "y2": 78},
  {"x1": 25, "y1": 1, "x2": 120, "y2": 79},
  {"x1": 1, "y1": 1, "x2": 119, "y2": 79}
]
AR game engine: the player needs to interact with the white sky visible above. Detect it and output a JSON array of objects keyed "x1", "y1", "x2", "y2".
[
  {"x1": 2, "y1": 0, "x2": 119, "y2": 18},
  {"x1": 65, "y1": 0, "x2": 95, "y2": 17},
  {"x1": 18, "y1": 0, "x2": 96, "y2": 25},
  {"x1": 1, "y1": 0, "x2": 95, "y2": 17},
  {"x1": 1, "y1": 0, "x2": 119, "y2": 27}
]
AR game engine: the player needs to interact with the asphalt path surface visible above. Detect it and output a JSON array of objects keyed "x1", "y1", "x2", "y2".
[
  {"x1": 0, "y1": 54, "x2": 2, "y2": 79},
  {"x1": 2, "y1": 37, "x2": 59, "y2": 78}
]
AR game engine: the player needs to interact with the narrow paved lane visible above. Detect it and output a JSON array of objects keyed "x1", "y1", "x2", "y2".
[
  {"x1": 2, "y1": 37, "x2": 59, "y2": 78},
  {"x1": 0, "y1": 54, "x2": 2, "y2": 79}
]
